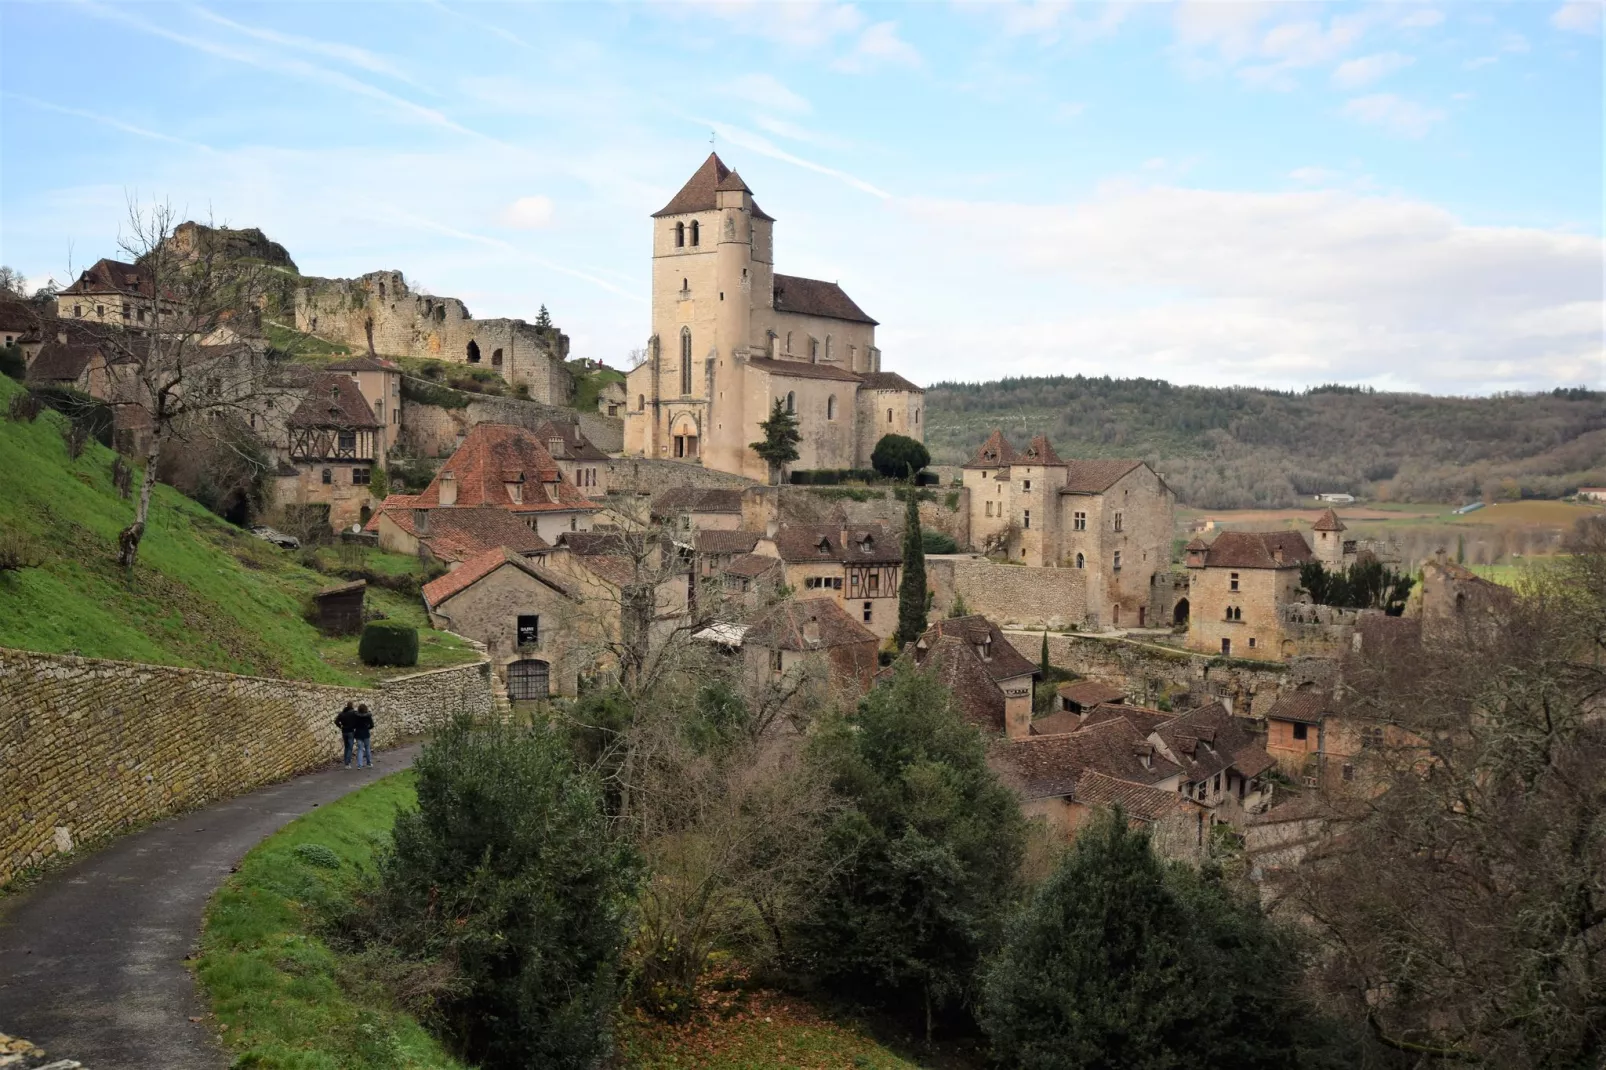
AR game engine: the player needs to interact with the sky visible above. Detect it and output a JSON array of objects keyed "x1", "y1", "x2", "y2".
[{"x1": 1, "y1": 1, "x2": 1601, "y2": 395}]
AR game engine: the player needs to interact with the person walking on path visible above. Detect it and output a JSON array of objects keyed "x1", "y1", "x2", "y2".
[
  {"x1": 335, "y1": 701, "x2": 358, "y2": 768},
  {"x1": 353, "y1": 703, "x2": 375, "y2": 768}
]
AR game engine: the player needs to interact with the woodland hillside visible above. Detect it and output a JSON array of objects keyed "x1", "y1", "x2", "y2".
[{"x1": 923, "y1": 377, "x2": 1606, "y2": 509}]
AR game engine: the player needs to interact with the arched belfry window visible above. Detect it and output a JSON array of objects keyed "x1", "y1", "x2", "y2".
[
  {"x1": 785, "y1": 391, "x2": 795, "y2": 414},
  {"x1": 680, "y1": 328, "x2": 693, "y2": 396},
  {"x1": 675, "y1": 222, "x2": 685, "y2": 247},
  {"x1": 690, "y1": 220, "x2": 700, "y2": 246}
]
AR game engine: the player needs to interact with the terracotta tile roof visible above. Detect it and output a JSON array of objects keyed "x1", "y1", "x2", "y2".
[
  {"x1": 532, "y1": 419, "x2": 609, "y2": 462},
  {"x1": 1020, "y1": 434, "x2": 1066, "y2": 466},
  {"x1": 1184, "y1": 536, "x2": 1210, "y2": 552},
  {"x1": 59, "y1": 258, "x2": 157, "y2": 298},
  {"x1": 747, "y1": 596, "x2": 877, "y2": 651},
  {"x1": 655, "y1": 486, "x2": 744, "y2": 516},
  {"x1": 723, "y1": 552, "x2": 780, "y2": 579},
  {"x1": 364, "y1": 493, "x2": 417, "y2": 532},
  {"x1": 423, "y1": 546, "x2": 578, "y2": 609},
  {"x1": 572, "y1": 554, "x2": 637, "y2": 589},
  {"x1": 918, "y1": 634, "x2": 1008, "y2": 733},
  {"x1": 746, "y1": 356, "x2": 865, "y2": 383},
  {"x1": 1029, "y1": 710, "x2": 1082, "y2": 736},
  {"x1": 26, "y1": 341, "x2": 100, "y2": 383},
  {"x1": 696, "y1": 529, "x2": 761, "y2": 555},
  {"x1": 1313, "y1": 508, "x2": 1346, "y2": 532},
  {"x1": 653, "y1": 153, "x2": 774, "y2": 221},
  {"x1": 992, "y1": 717, "x2": 1181, "y2": 800},
  {"x1": 379, "y1": 503, "x2": 552, "y2": 563},
  {"x1": 963, "y1": 430, "x2": 1017, "y2": 469},
  {"x1": 288, "y1": 373, "x2": 380, "y2": 429},
  {"x1": 766, "y1": 523, "x2": 902, "y2": 565},
  {"x1": 716, "y1": 169, "x2": 751, "y2": 193},
  {"x1": 1264, "y1": 691, "x2": 1331, "y2": 725},
  {"x1": 1060, "y1": 459, "x2": 1145, "y2": 494},
  {"x1": 327, "y1": 354, "x2": 400, "y2": 372},
  {"x1": 556, "y1": 529, "x2": 654, "y2": 558},
  {"x1": 771, "y1": 273, "x2": 877, "y2": 325},
  {"x1": 414, "y1": 424, "x2": 597, "y2": 513},
  {"x1": 913, "y1": 615, "x2": 1037, "y2": 685},
  {"x1": 1073, "y1": 770, "x2": 1192, "y2": 823},
  {"x1": 1153, "y1": 702, "x2": 1275, "y2": 783},
  {"x1": 858, "y1": 371, "x2": 922, "y2": 392},
  {"x1": 1080, "y1": 703, "x2": 1175, "y2": 736},
  {"x1": 1057, "y1": 679, "x2": 1126, "y2": 708},
  {"x1": 1195, "y1": 530, "x2": 1314, "y2": 570},
  {"x1": 0, "y1": 299, "x2": 43, "y2": 334}
]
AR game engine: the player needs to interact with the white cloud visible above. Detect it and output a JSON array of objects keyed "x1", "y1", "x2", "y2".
[
  {"x1": 961, "y1": 0, "x2": 1131, "y2": 45},
  {"x1": 191, "y1": 7, "x2": 429, "y2": 89},
  {"x1": 1332, "y1": 52, "x2": 1414, "y2": 89},
  {"x1": 1341, "y1": 93, "x2": 1445, "y2": 137},
  {"x1": 1289, "y1": 166, "x2": 1339, "y2": 184},
  {"x1": 673, "y1": 1, "x2": 866, "y2": 49},
  {"x1": 895, "y1": 185, "x2": 1603, "y2": 392},
  {"x1": 833, "y1": 20, "x2": 921, "y2": 72},
  {"x1": 1397, "y1": 8, "x2": 1445, "y2": 29},
  {"x1": 501, "y1": 195, "x2": 554, "y2": 229},
  {"x1": 1174, "y1": 6, "x2": 1378, "y2": 90},
  {"x1": 1465, "y1": 55, "x2": 1498, "y2": 69},
  {"x1": 725, "y1": 73, "x2": 812, "y2": 115},
  {"x1": 1552, "y1": 1, "x2": 1603, "y2": 33},
  {"x1": 1502, "y1": 32, "x2": 1531, "y2": 53}
]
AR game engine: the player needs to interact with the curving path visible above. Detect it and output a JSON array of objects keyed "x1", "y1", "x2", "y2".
[{"x1": 0, "y1": 745, "x2": 420, "y2": 1070}]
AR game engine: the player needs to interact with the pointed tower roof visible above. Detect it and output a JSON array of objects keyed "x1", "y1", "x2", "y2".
[
  {"x1": 653, "y1": 153, "x2": 774, "y2": 221},
  {"x1": 964, "y1": 429, "x2": 1017, "y2": 469},
  {"x1": 1021, "y1": 434, "x2": 1067, "y2": 466},
  {"x1": 1313, "y1": 508, "x2": 1347, "y2": 532},
  {"x1": 716, "y1": 169, "x2": 751, "y2": 193}
]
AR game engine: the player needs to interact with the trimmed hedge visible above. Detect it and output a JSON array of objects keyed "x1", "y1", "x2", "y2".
[{"x1": 357, "y1": 621, "x2": 419, "y2": 667}]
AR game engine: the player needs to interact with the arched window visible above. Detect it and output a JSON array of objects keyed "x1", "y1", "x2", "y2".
[
  {"x1": 491, "y1": 348, "x2": 503, "y2": 367},
  {"x1": 680, "y1": 329, "x2": 693, "y2": 395},
  {"x1": 785, "y1": 331, "x2": 792, "y2": 354},
  {"x1": 675, "y1": 222, "x2": 685, "y2": 247},
  {"x1": 689, "y1": 220, "x2": 700, "y2": 246},
  {"x1": 826, "y1": 395, "x2": 836, "y2": 420},
  {"x1": 466, "y1": 340, "x2": 481, "y2": 363},
  {"x1": 785, "y1": 391, "x2": 796, "y2": 414},
  {"x1": 638, "y1": 394, "x2": 645, "y2": 411},
  {"x1": 809, "y1": 336, "x2": 818, "y2": 362},
  {"x1": 825, "y1": 335, "x2": 833, "y2": 362},
  {"x1": 1075, "y1": 552, "x2": 1084, "y2": 569},
  {"x1": 915, "y1": 409, "x2": 920, "y2": 425},
  {"x1": 887, "y1": 408, "x2": 893, "y2": 423},
  {"x1": 321, "y1": 468, "x2": 332, "y2": 485}
]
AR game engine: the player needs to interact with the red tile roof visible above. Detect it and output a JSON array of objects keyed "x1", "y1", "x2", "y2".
[
  {"x1": 1073, "y1": 770, "x2": 1193, "y2": 823},
  {"x1": 916, "y1": 634, "x2": 1008, "y2": 733},
  {"x1": 327, "y1": 354, "x2": 401, "y2": 372},
  {"x1": 696, "y1": 529, "x2": 762, "y2": 556},
  {"x1": 1060, "y1": 459, "x2": 1145, "y2": 494},
  {"x1": 532, "y1": 420, "x2": 609, "y2": 462},
  {"x1": 858, "y1": 371, "x2": 923, "y2": 392},
  {"x1": 913, "y1": 615, "x2": 1038, "y2": 685},
  {"x1": 376, "y1": 502, "x2": 551, "y2": 563},
  {"x1": 964, "y1": 430, "x2": 1017, "y2": 469},
  {"x1": 414, "y1": 423, "x2": 597, "y2": 513},
  {"x1": 746, "y1": 356, "x2": 865, "y2": 383},
  {"x1": 1056, "y1": 679, "x2": 1126, "y2": 708},
  {"x1": 723, "y1": 552, "x2": 780, "y2": 579},
  {"x1": 1020, "y1": 434, "x2": 1066, "y2": 466},
  {"x1": 1313, "y1": 508, "x2": 1346, "y2": 532},
  {"x1": 1029, "y1": 710, "x2": 1082, "y2": 736},
  {"x1": 766, "y1": 523, "x2": 902, "y2": 565},
  {"x1": 26, "y1": 341, "x2": 101, "y2": 383},
  {"x1": 288, "y1": 374, "x2": 380, "y2": 429},
  {"x1": 653, "y1": 153, "x2": 774, "y2": 221},
  {"x1": 746, "y1": 596, "x2": 877, "y2": 651},
  {"x1": 59, "y1": 258, "x2": 158, "y2": 299},
  {"x1": 771, "y1": 274, "x2": 877, "y2": 325},
  {"x1": 1264, "y1": 690, "x2": 1332, "y2": 725},
  {"x1": 1153, "y1": 702, "x2": 1275, "y2": 783},
  {"x1": 1194, "y1": 530, "x2": 1314, "y2": 570},
  {"x1": 423, "y1": 547, "x2": 578, "y2": 608},
  {"x1": 992, "y1": 717, "x2": 1181, "y2": 800},
  {"x1": 1080, "y1": 703, "x2": 1175, "y2": 736}
]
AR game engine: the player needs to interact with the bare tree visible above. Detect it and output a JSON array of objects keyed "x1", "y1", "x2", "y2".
[
  {"x1": 71, "y1": 200, "x2": 290, "y2": 572},
  {"x1": 0, "y1": 266, "x2": 27, "y2": 298}
]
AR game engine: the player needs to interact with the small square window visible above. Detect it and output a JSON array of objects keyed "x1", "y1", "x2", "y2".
[
  {"x1": 1023, "y1": 510, "x2": 1031, "y2": 529},
  {"x1": 1113, "y1": 551, "x2": 1122, "y2": 570},
  {"x1": 1248, "y1": 637, "x2": 1256, "y2": 648},
  {"x1": 863, "y1": 601, "x2": 872, "y2": 623},
  {"x1": 352, "y1": 468, "x2": 371, "y2": 485},
  {"x1": 1230, "y1": 572, "x2": 1240, "y2": 592},
  {"x1": 1342, "y1": 763, "x2": 1355, "y2": 782},
  {"x1": 1023, "y1": 479, "x2": 1031, "y2": 491},
  {"x1": 321, "y1": 468, "x2": 332, "y2": 485},
  {"x1": 1293, "y1": 723, "x2": 1308, "y2": 740}
]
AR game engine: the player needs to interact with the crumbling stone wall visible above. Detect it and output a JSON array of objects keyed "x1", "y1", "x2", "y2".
[
  {"x1": 294, "y1": 271, "x2": 572, "y2": 404},
  {"x1": 607, "y1": 458, "x2": 756, "y2": 499},
  {"x1": 927, "y1": 556, "x2": 1088, "y2": 629},
  {"x1": 0, "y1": 649, "x2": 492, "y2": 887},
  {"x1": 401, "y1": 396, "x2": 622, "y2": 459},
  {"x1": 1003, "y1": 631, "x2": 1335, "y2": 720}
]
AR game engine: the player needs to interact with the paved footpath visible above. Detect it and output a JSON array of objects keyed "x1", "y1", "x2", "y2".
[{"x1": 0, "y1": 745, "x2": 420, "y2": 1070}]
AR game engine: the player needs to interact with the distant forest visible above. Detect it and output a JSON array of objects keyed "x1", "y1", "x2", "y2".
[{"x1": 922, "y1": 377, "x2": 1606, "y2": 509}]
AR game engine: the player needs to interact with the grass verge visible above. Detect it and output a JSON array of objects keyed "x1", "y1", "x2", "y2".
[{"x1": 194, "y1": 771, "x2": 470, "y2": 1070}]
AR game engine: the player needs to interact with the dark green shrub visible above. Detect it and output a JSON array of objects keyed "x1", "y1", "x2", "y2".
[
  {"x1": 921, "y1": 530, "x2": 958, "y2": 555},
  {"x1": 871, "y1": 434, "x2": 930, "y2": 481},
  {"x1": 357, "y1": 621, "x2": 418, "y2": 667},
  {"x1": 0, "y1": 343, "x2": 24, "y2": 381},
  {"x1": 373, "y1": 718, "x2": 640, "y2": 1069}
]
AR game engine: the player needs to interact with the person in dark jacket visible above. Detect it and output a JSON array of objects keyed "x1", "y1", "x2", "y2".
[
  {"x1": 353, "y1": 703, "x2": 375, "y2": 768},
  {"x1": 335, "y1": 702, "x2": 358, "y2": 768}
]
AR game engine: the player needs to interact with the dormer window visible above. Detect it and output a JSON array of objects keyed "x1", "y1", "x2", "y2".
[
  {"x1": 978, "y1": 636, "x2": 993, "y2": 660},
  {"x1": 816, "y1": 537, "x2": 831, "y2": 555},
  {"x1": 859, "y1": 535, "x2": 873, "y2": 553}
]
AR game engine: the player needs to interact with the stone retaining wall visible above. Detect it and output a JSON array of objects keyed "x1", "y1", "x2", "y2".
[
  {"x1": 928, "y1": 556, "x2": 1087, "y2": 629},
  {"x1": 1004, "y1": 631, "x2": 1337, "y2": 719},
  {"x1": 401, "y1": 397, "x2": 622, "y2": 459},
  {"x1": 606, "y1": 458, "x2": 756, "y2": 497},
  {"x1": 0, "y1": 650, "x2": 492, "y2": 887}
]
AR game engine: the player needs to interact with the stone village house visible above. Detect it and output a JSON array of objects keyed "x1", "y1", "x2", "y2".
[
  {"x1": 961, "y1": 431, "x2": 1175, "y2": 629},
  {"x1": 724, "y1": 596, "x2": 880, "y2": 707},
  {"x1": 624, "y1": 153, "x2": 924, "y2": 480},
  {"x1": 1183, "y1": 530, "x2": 1315, "y2": 660},
  {"x1": 751, "y1": 521, "x2": 902, "y2": 641},
  {"x1": 887, "y1": 615, "x2": 1041, "y2": 739},
  {"x1": 532, "y1": 419, "x2": 609, "y2": 498}
]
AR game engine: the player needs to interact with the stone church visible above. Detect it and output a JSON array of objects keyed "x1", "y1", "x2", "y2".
[{"x1": 624, "y1": 154, "x2": 923, "y2": 482}]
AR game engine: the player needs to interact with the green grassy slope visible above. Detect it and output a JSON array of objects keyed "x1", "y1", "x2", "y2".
[{"x1": 0, "y1": 375, "x2": 473, "y2": 684}]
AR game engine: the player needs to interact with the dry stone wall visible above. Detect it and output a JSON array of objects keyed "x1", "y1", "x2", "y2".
[
  {"x1": 606, "y1": 458, "x2": 756, "y2": 498},
  {"x1": 0, "y1": 649, "x2": 492, "y2": 887},
  {"x1": 402, "y1": 397, "x2": 623, "y2": 458},
  {"x1": 927, "y1": 556, "x2": 1087, "y2": 629}
]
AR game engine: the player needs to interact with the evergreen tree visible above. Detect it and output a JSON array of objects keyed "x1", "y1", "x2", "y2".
[
  {"x1": 871, "y1": 433, "x2": 930, "y2": 481},
  {"x1": 749, "y1": 399, "x2": 801, "y2": 484},
  {"x1": 1040, "y1": 630, "x2": 1050, "y2": 679},
  {"x1": 376, "y1": 718, "x2": 640, "y2": 1069},
  {"x1": 535, "y1": 303, "x2": 553, "y2": 331},
  {"x1": 797, "y1": 663, "x2": 1027, "y2": 1039},
  {"x1": 981, "y1": 810, "x2": 1330, "y2": 1070},
  {"x1": 896, "y1": 492, "x2": 928, "y2": 648}
]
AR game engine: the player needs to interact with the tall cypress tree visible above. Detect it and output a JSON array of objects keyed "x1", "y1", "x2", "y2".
[{"x1": 897, "y1": 491, "x2": 928, "y2": 648}]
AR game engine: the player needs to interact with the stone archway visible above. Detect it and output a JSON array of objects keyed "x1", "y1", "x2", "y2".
[
  {"x1": 1173, "y1": 598, "x2": 1190, "y2": 626},
  {"x1": 507, "y1": 659, "x2": 550, "y2": 701}
]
